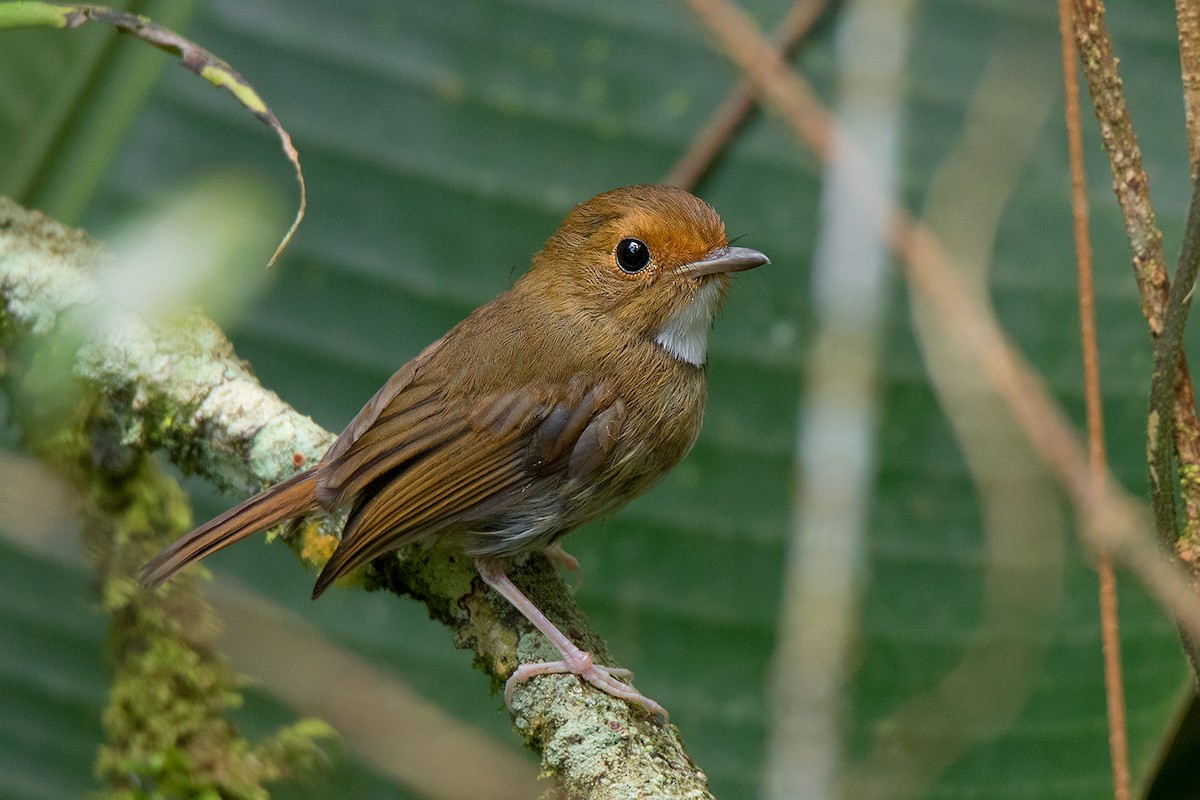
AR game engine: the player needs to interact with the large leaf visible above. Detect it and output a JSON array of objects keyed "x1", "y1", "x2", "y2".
[
  {"x1": 0, "y1": 0, "x2": 1193, "y2": 798},
  {"x1": 0, "y1": 0, "x2": 200, "y2": 223}
]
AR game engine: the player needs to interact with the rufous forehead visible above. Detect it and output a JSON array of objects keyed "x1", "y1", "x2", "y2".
[{"x1": 616, "y1": 205, "x2": 727, "y2": 263}]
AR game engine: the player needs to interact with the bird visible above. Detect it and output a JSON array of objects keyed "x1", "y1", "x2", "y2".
[{"x1": 141, "y1": 184, "x2": 769, "y2": 717}]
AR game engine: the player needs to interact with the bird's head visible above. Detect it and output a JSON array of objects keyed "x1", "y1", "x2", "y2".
[{"x1": 529, "y1": 184, "x2": 769, "y2": 366}]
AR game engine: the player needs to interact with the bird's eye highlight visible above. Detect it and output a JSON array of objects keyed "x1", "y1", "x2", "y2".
[{"x1": 615, "y1": 238, "x2": 651, "y2": 273}]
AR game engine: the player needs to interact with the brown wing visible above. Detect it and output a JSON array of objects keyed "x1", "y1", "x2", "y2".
[
  {"x1": 321, "y1": 335, "x2": 446, "y2": 467},
  {"x1": 311, "y1": 380, "x2": 625, "y2": 597}
]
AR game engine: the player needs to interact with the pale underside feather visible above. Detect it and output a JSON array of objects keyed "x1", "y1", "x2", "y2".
[{"x1": 653, "y1": 278, "x2": 722, "y2": 366}]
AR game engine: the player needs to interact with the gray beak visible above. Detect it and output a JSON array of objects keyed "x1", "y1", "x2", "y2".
[{"x1": 681, "y1": 245, "x2": 770, "y2": 277}]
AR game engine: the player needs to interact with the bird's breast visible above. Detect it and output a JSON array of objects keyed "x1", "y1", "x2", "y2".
[{"x1": 568, "y1": 358, "x2": 707, "y2": 513}]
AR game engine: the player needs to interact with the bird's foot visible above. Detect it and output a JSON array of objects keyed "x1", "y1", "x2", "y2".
[
  {"x1": 504, "y1": 650, "x2": 667, "y2": 719},
  {"x1": 476, "y1": 557, "x2": 666, "y2": 719}
]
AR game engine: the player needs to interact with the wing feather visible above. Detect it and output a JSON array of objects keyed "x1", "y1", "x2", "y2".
[
  {"x1": 322, "y1": 336, "x2": 446, "y2": 464},
  {"x1": 313, "y1": 444, "x2": 530, "y2": 595},
  {"x1": 311, "y1": 378, "x2": 626, "y2": 596},
  {"x1": 318, "y1": 387, "x2": 451, "y2": 504}
]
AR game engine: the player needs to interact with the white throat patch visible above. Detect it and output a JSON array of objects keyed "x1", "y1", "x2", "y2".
[{"x1": 654, "y1": 279, "x2": 723, "y2": 366}]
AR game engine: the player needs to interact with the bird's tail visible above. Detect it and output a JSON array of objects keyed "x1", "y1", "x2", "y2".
[{"x1": 141, "y1": 469, "x2": 320, "y2": 587}]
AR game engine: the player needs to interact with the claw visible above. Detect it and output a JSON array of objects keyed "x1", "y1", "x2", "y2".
[{"x1": 505, "y1": 658, "x2": 667, "y2": 719}]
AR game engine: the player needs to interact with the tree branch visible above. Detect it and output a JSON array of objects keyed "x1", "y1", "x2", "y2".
[
  {"x1": 1070, "y1": 0, "x2": 1200, "y2": 561},
  {"x1": 1177, "y1": 0, "x2": 1200, "y2": 178},
  {"x1": 0, "y1": 196, "x2": 713, "y2": 800}
]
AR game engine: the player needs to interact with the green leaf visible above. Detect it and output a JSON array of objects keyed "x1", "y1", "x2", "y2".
[{"x1": 0, "y1": 0, "x2": 200, "y2": 223}]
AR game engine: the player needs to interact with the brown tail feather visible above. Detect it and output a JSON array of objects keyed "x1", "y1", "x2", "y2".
[{"x1": 141, "y1": 470, "x2": 320, "y2": 587}]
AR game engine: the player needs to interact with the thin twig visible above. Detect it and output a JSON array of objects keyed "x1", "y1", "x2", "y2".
[
  {"x1": 0, "y1": 2, "x2": 307, "y2": 267},
  {"x1": 664, "y1": 0, "x2": 828, "y2": 190},
  {"x1": 1059, "y1": 0, "x2": 1131, "y2": 796},
  {"x1": 1178, "y1": 0, "x2": 1200, "y2": 177},
  {"x1": 1071, "y1": 0, "x2": 1200, "y2": 554},
  {"x1": 1070, "y1": 0, "x2": 1168, "y2": 330},
  {"x1": 679, "y1": 0, "x2": 1200, "y2": 642}
]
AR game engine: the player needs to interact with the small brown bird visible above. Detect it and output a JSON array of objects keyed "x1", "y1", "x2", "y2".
[{"x1": 142, "y1": 184, "x2": 768, "y2": 717}]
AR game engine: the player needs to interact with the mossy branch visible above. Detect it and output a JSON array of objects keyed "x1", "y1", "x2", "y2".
[
  {"x1": 1, "y1": 197, "x2": 333, "y2": 797},
  {"x1": 86, "y1": 459, "x2": 334, "y2": 800},
  {"x1": 0, "y1": 197, "x2": 714, "y2": 800}
]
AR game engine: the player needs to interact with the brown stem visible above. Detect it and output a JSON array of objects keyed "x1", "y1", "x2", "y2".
[
  {"x1": 1059, "y1": 0, "x2": 1131, "y2": 796},
  {"x1": 1178, "y1": 0, "x2": 1200, "y2": 177},
  {"x1": 664, "y1": 0, "x2": 828, "y2": 190},
  {"x1": 1070, "y1": 0, "x2": 1168, "y2": 330}
]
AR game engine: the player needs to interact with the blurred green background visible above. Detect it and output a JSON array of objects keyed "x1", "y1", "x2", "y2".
[{"x1": 0, "y1": 1, "x2": 1195, "y2": 798}]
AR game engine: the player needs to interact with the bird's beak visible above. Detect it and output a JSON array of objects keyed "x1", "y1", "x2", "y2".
[{"x1": 680, "y1": 245, "x2": 770, "y2": 277}]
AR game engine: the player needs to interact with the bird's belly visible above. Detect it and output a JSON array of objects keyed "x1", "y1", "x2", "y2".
[
  {"x1": 454, "y1": 473, "x2": 632, "y2": 559},
  {"x1": 456, "y1": 396, "x2": 704, "y2": 560}
]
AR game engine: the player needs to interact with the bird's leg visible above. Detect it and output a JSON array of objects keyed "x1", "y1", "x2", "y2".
[
  {"x1": 475, "y1": 557, "x2": 667, "y2": 719},
  {"x1": 543, "y1": 542, "x2": 581, "y2": 575},
  {"x1": 543, "y1": 542, "x2": 583, "y2": 592}
]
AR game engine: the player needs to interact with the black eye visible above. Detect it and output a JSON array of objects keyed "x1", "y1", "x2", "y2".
[{"x1": 615, "y1": 238, "x2": 651, "y2": 273}]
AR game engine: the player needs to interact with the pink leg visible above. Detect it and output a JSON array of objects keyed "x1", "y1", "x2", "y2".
[
  {"x1": 543, "y1": 543, "x2": 583, "y2": 591},
  {"x1": 544, "y1": 542, "x2": 581, "y2": 575},
  {"x1": 476, "y1": 558, "x2": 667, "y2": 719}
]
